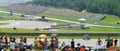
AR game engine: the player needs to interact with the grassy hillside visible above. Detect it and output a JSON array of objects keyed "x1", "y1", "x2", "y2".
[
  {"x1": 0, "y1": 6, "x2": 120, "y2": 26},
  {"x1": 0, "y1": 6, "x2": 120, "y2": 33},
  {"x1": 0, "y1": 12, "x2": 26, "y2": 20},
  {"x1": 44, "y1": 8, "x2": 101, "y2": 18},
  {"x1": 1, "y1": 6, "x2": 119, "y2": 26},
  {"x1": 86, "y1": 15, "x2": 120, "y2": 26},
  {"x1": 35, "y1": 8, "x2": 120, "y2": 26}
]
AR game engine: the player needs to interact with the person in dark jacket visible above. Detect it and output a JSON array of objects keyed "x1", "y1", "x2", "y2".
[{"x1": 71, "y1": 39, "x2": 75, "y2": 48}]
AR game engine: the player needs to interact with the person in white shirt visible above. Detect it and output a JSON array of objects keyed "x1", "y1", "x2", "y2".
[{"x1": 10, "y1": 42, "x2": 16, "y2": 51}]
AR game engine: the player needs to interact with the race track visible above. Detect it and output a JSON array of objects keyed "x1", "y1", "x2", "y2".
[{"x1": 0, "y1": 20, "x2": 53, "y2": 29}]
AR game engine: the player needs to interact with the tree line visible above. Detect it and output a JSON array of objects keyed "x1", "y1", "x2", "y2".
[{"x1": 27, "y1": 0, "x2": 120, "y2": 17}]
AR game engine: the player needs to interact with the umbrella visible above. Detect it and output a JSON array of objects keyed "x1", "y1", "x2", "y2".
[{"x1": 39, "y1": 34, "x2": 48, "y2": 38}]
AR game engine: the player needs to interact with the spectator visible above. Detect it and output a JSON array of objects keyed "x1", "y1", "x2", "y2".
[
  {"x1": 13, "y1": 36, "x2": 16, "y2": 43},
  {"x1": 109, "y1": 46, "x2": 115, "y2": 51},
  {"x1": 114, "y1": 38, "x2": 118, "y2": 46},
  {"x1": 20, "y1": 36, "x2": 24, "y2": 42},
  {"x1": 75, "y1": 43, "x2": 81, "y2": 51},
  {"x1": 25, "y1": 43, "x2": 32, "y2": 51},
  {"x1": 56, "y1": 48, "x2": 61, "y2": 51},
  {"x1": 24, "y1": 37, "x2": 27, "y2": 43},
  {"x1": 4, "y1": 35, "x2": 9, "y2": 49},
  {"x1": 18, "y1": 42, "x2": 24, "y2": 51},
  {"x1": 110, "y1": 38, "x2": 114, "y2": 47},
  {"x1": 10, "y1": 36, "x2": 16, "y2": 43},
  {"x1": 34, "y1": 38, "x2": 38, "y2": 51},
  {"x1": 50, "y1": 37, "x2": 55, "y2": 50},
  {"x1": 95, "y1": 38, "x2": 104, "y2": 51},
  {"x1": 114, "y1": 38, "x2": 118, "y2": 50},
  {"x1": 43, "y1": 38, "x2": 48, "y2": 50},
  {"x1": 71, "y1": 39, "x2": 75, "y2": 48},
  {"x1": 10, "y1": 42, "x2": 16, "y2": 51},
  {"x1": 0, "y1": 40, "x2": 3, "y2": 51},
  {"x1": 62, "y1": 45, "x2": 69, "y2": 51},
  {"x1": 97, "y1": 38, "x2": 102, "y2": 45},
  {"x1": 1, "y1": 47, "x2": 6, "y2": 51},
  {"x1": 69, "y1": 46, "x2": 75, "y2": 51},
  {"x1": 80, "y1": 45, "x2": 86, "y2": 51},
  {"x1": 55, "y1": 38, "x2": 59, "y2": 48},
  {"x1": 60, "y1": 41, "x2": 65, "y2": 49},
  {"x1": 38, "y1": 38, "x2": 43, "y2": 50},
  {"x1": 9, "y1": 36, "x2": 13, "y2": 42},
  {"x1": 105, "y1": 36, "x2": 111, "y2": 48},
  {"x1": 12, "y1": 46, "x2": 20, "y2": 51}
]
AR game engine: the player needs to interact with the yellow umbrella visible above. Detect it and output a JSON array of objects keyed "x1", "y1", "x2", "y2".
[{"x1": 39, "y1": 34, "x2": 48, "y2": 38}]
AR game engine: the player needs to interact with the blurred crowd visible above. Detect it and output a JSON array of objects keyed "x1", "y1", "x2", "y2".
[
  {"x1": 0, "y1": 35, "x2": 119, "y2": 51},
  {"x1": 0, "y1": 35, "x2": 29, "y2": 51}
]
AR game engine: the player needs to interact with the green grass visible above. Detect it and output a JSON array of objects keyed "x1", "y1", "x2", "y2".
[
  {"x1": 0, "y1": 27, "x2": 120, "y2": 33},
  {"x1": 2, "y1": 15, "x2": 26, "y2": 20},
  {"x1": 99, "y1": 15, "x2": 120, "y2": 26},
  {"x1": 0, "y1": 28, "x2": 34, "y2": 33},
  {"x1": 0, "y1": 6, "x2": 8, "y2": 11},
  {"x1": 58, "y1": 27, "x2": 120, "y2": 33},
  {"x1": 0, "y1": 12, "x2": 26, "y2": 20},
  {"x1": 0, "y1": 22, "x2": 8, "y2": 25},
  {"x1": 86, "y1": 15, "x2": 120, "y2": 26},
  {"x1": 35, "y1": 13, "x2": 79, "y2": 22}
]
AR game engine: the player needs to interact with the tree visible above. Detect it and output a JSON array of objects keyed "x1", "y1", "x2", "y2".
[{"x1": 26, "y1": 0, "x2": 120, "y2": 17}]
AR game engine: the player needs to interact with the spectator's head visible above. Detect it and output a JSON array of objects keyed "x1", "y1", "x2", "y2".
[
  {"x1": 39, "y1": 38, "x2": 41, "y2": 39},
  {"x1": 77, "y1": 43, "x2": 80, "y2": 46},
  {"x1": 35, "y1": 37, "x2": 37, "y2": 39},
  {"x1": 51, "y1": 37, "x2": 54, "y2": 39},
  {"x1": 0, "y1": 36, "x2": 3, "y2": 38},
  {"x1": 110, "y1": 38, "x2": 113, "y2": 41},
  {"x1": 72, "y1": 39, "x2": 74, "y2": 41},
  {"x1": 55, "y1": 38, "x2": 58, "y2": 40},
  {"x1": 63, "y1": 41, "x2": 65, "y2": 44},
  {"x1": 24, "y1": 37, "x2": 27, "y2": 38},
  {"x1": 5, "y1": 34, "x2": 8, "y2": 38},
  {"x1": 98, "y1": 38, "x2": 100, "y2": 40}
]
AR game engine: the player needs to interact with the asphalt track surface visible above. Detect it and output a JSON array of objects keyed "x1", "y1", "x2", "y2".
[{"x1": 0, "y1": 20, "x2": 53, "y2": 29}]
